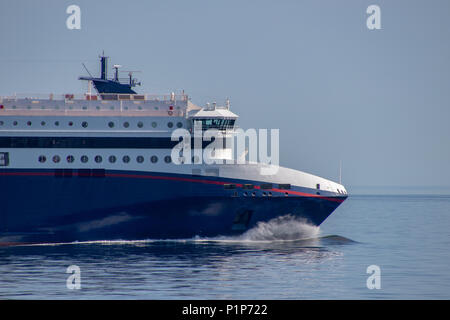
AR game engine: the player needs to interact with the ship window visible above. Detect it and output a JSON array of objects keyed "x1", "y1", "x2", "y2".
[
  {"x1": 82, "y1": 121, "x2": 88, "y2": 128},
  {"x1": 137, "y1": 121, "x2": 143, "y2": 128},
  {"x1": 316, "y1": 183, "x2": 320, "y2": 190},
  {"x1": 260, "y1": 183, "x2": 273, "y2": 190},
  {"x1": 0, "y1": 121, "x2": 3, "y2": 126},
  {"x1": 109, "y1": 155, "x2": 116, "y2": 163},
  {"x1": 66, "y1": 155, "x2": 74, "y2": 163},
  {"x1": 122, "y1": 155, "x2": 130, "y2": 163},
  {"x1": 27, "y1": 121, "x2": 32, "y2": 126},
  {"x1": 68, "y1": 121, "x2": 73, "y2": 126},
  {"x1": 81, "y1": 155, "x2": 88, "y2": 163},
  {"x1": 13, "y1": 121, "x2": 18, "y2": 126},
  {"x1": 137, "y1": 155, "x2": 144, "y2": 163},
  {"x1": 224, "y1": 184, "x2": 236, "y2": 190},
  {"x1": 151, "y1": 155, "x2": 158, "y2": 163},
  {"x1": 278, "y1": 184, "x2": 291, "y2": 190},
  {"x1": 164, "y1": 155, "x2": 171, "y2": 163},
  {"x1": 243, "y1": 184, "x2": 254, "y2": 190},
  {"x1": 167, "y1": 122, "x2": 173, "y2": 128},
  {"x1": 82, "y1": 106, "x2": 87, "y2": 110},
  {"x1": 123, "y1": 122, "x2": 130, "y2": 128},
  {"x1": 96, "y1": 106, "x2": 100, "y2": 110},
  {"x1": 95, "y1": 155, "x2": 102, "y2": 163},
  {"x1": 55, "y1": 121, "x2": 59, "y2": 126},
  {"x1": 38, "y1": 155, "x2": 46, "y2": 163},
  {"x1": 151, "y1": 122, "x2": 157, "y2": 128},
  {"x1": 176, "y1": 122, "x2": 183, "y2": 128},
  {"x1": 108, "y1": 122, "x2": 114, "y2": 128},
  {"x1": 41, "y1": 121, "x2": 46, "y2": 126},
  {"x1": 53, "y1": 155, "x2": 60, "y2": 163}
]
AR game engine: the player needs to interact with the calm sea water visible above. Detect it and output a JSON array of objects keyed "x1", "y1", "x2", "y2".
[{"x1": 1, "y1": 192, "x2": 450, "y2": 299}]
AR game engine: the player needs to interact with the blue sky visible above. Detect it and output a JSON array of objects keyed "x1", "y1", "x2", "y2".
[{"x1": 1, "y1": 0, "x2": 450, "y2": 189}]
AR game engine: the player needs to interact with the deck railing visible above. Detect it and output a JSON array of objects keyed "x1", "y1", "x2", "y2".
[{"x1": 0, "y1": 93, "x2": 188, "y2": 102}]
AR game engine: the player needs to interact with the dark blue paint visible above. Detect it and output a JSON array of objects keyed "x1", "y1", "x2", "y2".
[{"x1": 0, "y1": 169, "x2": 346, "y2": 244}]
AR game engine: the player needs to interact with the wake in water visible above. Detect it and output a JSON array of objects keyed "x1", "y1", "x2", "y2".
[
  {"x1": 206, "y1": 214, "x2": 321, "y2": 242},
  {"x1": 23, "y1": 215, "x2": 354, "y2": 247}
]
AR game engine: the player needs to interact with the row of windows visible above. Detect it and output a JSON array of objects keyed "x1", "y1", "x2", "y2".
[
  {"x1": 38, "y1": 154, "x2": 172, "y2": 164},
  {"x1": 224, "y1": 183, "x2": 291, "y2": 190},
  {"x1": 0, "y1": 120, "x2": 183, "y2": 129},
  {"x1": 5, "y1": 105, "x2": 181, "y2": 111}
]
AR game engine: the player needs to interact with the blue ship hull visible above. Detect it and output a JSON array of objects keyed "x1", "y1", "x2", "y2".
[{"x1": 0, "y1": 169, "x2": 346, "y2": 244}]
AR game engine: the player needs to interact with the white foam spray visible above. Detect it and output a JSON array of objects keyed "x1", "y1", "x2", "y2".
[{"x1": 233, "y1": 214, "x2": 320, "y2": 242}]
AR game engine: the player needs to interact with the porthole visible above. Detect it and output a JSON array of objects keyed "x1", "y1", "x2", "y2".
[
  {"x1": 13, "y1": 121, "x2": 18, "y2": 126},
  {"x1": 109, "y1": 155, "x2": 116, "y2": 163},
  {"x1": 122, "y1": 155, "x2": 130, "y2": 163},
  {"x1": 164, "y1": 155, "x2": 171, "y2": 163},
  {"x1": 110, "y1": 106, "x2": 114, "y2": 110},
  {"x1": 138, "y1": 106, "x2": 143, "y2": 110},
  {"x1": 41, "y1": 121, "x2": 46, "y2": 126},
  {"x1": 0, "y1": 121, "x2": 3, "y2": 126},
  {"x1": 167, "y1": 122, "x2": 173, "y2": 128},
  {"x1": 96, "y1": 106, "x2": 100, "y2": 110},
  {"x1": 243, "y1": 192, "x2": 248, "y2": 197},
  {"x1": 95, "y1": 155, "x2": 102, "y2": 163},
  {"x1": 81, "y1": 155, "x2": 88, "y2": 163},
  {"x1": 108, "y1": 122, "x2": 114, "y2": 128},
  {"x1": 176, "y1": 122, "x2": 183, "y2": 128},
  {"x1": 150, "y1": 155, "x2": 158, "y2": 163},
  {"x1": 38, "y1": 155, "x2": 46, "y2": 163},
  {"x1": 136, "y1": 155, "x2": 144, "y2": 163},
  {"x1": 123, "y1": 122, "x2": 130, "y2": 128},
  {"x1": 68, "y1": 121, "x2": 73, "y2": 126},
  {"x1": 55, "y1": 121, "x2": 60, "y2": 126},
  {"x1": 66, "y1": 155, "x2": 74, "y2": 163},
  {"x1": 252, "y1": 192, "x2": 256, "y2": 197},
  {"x1": 27, "y1": 121, "x2": 32, "y2": 126},
  {"x1": 151, "y1": 122, "x2": 157, "y2": 128},
  {"x1": 53, "y1": 155, "x2": 60, "y2": 163},
  {"x1": 137, "y1": 121, "x2": 143, "y2": 128},
  {"x1": 82, "y1": 121, "x2": 88, "y2": 128},
  {"x1": 82, "y1": 106, "x2": 87, "y2": 110}
]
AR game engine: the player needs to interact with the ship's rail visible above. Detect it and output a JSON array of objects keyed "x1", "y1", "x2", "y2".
[{"x1": 0, "y1": 93, "x2": 188, "y2": 102}]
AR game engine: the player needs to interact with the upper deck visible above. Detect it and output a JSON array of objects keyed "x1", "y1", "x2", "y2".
[{"x1": 0, "y1": 93, "x2": 191, "y2": 118}]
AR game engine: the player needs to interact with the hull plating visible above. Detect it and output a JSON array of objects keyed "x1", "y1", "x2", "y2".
[{"x1": 0, "y1": 169, "x2": 346, "y2": 244}]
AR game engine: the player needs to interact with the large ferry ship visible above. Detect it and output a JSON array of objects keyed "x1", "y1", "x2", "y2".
[{"x1": 0, "y1": 55, "x2": 347, "y2": 244}]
